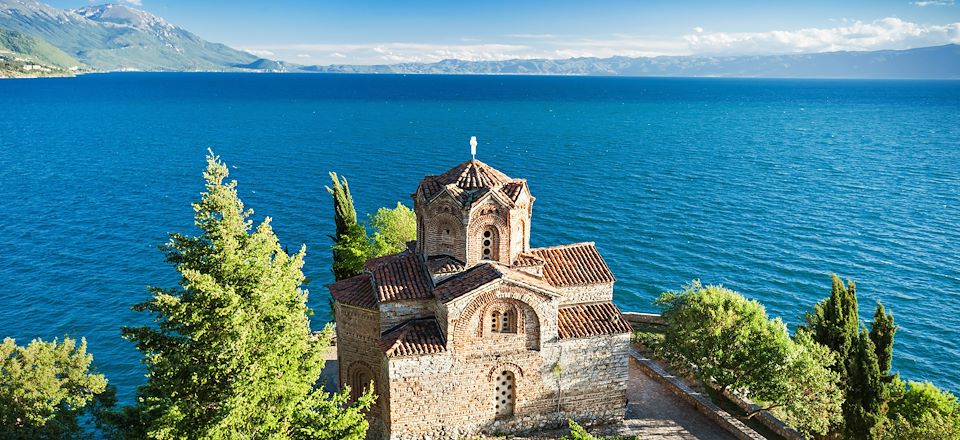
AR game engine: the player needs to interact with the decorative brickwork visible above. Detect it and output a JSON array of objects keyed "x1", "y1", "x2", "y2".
[{"x1": 331, "y1": 158, "x2": 629, "y2": 439}]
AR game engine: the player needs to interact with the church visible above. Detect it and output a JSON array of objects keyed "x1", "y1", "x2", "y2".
[{"x1": 328, "y1": 146, "x2": 632, "y2": 439}]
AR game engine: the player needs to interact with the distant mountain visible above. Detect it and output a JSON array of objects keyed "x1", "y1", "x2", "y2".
[
  {"x1": 308, "y1": 44, "x2": 960, "y2": 79},
  {"x1": 0, "y1": 0, "x2": 255, "y2": 71},
  {"x1": 1, "y1": 0, "x2": 958, "y2": 78}
]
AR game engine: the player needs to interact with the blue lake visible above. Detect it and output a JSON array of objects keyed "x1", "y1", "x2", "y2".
[{"x1": 0, "y1": 73, "x2": 958, "y2": 402}]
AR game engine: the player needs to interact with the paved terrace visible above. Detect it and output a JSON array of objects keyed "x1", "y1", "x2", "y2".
[{"x1": 320, "y1": 348, "x2": 738, "y2": 439}]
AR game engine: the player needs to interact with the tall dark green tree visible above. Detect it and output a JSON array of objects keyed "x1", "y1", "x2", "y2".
[
  {"x1": 846, "y1": 330, "x2": 888, "y2": 440},
  {"x1": 869, "y1": 302, "x2": 896, "y2": 380},
  {"x1": 804, "y1": 275, "x2": 899, "y2": 439},
  {"x1": 803, "y1": 275, "x2": 860, "y2": 385},
  {"x1": 326, "y1": 172, "x2": 368, "y2": 280},
  {"x1": 112, "y1": 152, "x2": 373, "y2": 439}
]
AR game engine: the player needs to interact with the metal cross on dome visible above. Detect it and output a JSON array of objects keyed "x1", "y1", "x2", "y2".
[{"x1": 470, "y1": 136, "x2": 477, "y2": 160}]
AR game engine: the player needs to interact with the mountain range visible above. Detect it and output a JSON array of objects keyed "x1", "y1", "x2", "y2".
[{"x1": 1, "y1": 0, "x2": 959, "y2": 79}]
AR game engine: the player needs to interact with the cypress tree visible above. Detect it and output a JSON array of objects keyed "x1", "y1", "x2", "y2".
[
  {"x1": 115, "y1": 152, "x2": 373, "y2": 439},
  {"x1": 845, "y1": 329, "x2": 887, "y2": 440},
  {"x1": 804, "y1": 274, "x2": 860, "y2": 383},
  {"x1": 869, "y1": 302, "x2": 896, "y2": 380},
  {"x1": 326, "y1": 172, "x2": 358, "y2": 240},
  {"x1": 326, "y1": 172, "x2": 367, "y2": 280}
]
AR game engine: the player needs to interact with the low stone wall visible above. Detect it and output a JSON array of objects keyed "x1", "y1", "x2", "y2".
[
  {"x1": 718, "y1": 387, "x2": 804, "y2": 440},
  {"x1": 621, "y1": 312, "x2": 667, "y2": 326},
  {"x1": 628, "y1": 348, "x2": 765, "y2": 440}
]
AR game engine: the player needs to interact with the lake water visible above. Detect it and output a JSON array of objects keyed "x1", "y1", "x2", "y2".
[{"x1": 0, "y1": 73, "x2": 958, "y2": 403}]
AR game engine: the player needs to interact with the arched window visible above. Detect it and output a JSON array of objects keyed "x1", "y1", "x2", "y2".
[
  {"x1": 495, "y1": 370, "x2": 515, "y2": 416},
  {"x1": 481, "y1": 227, "x2": 498, "y2": 260},
  {"x1": 490, "y1": 308, "x2": 516, "y2": 334}
]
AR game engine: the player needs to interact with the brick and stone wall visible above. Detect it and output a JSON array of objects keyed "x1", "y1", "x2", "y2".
[
  {"x1": 379, "y1": 300, "x2": 435, "y2": 333},
  {"x1": 557, "y1": 283, "x2": 614, "y2": 305}
]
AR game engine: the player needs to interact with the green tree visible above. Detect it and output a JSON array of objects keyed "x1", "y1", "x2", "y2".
[
  {"x1": 884, "y1": 381, "x2": 960, "y2": 440},
  {"x1": 846, "y1": 329, "x2": 888, "y2": 439},
  {"x1": 326, "y1": 172, "x2": 367, "y2": 280},
  {"x1": 869, "y1": 302, "x2": 896, "y2": 380},
  {"x1": 113, "y1": 152, "x2": 373, "y2": 439},
  {"x1": 803, "y1": 276, "x2": 901, "y2": 439},
  {"x1": 368, "y1": 202, "x2": 416, "y2": 257},
  {"x1": 0, "y1": 337, "x2": 108, "y2": 439},
  {"x1": 655, "y1": 281, "x2": 842, "y2": 436},
  {"x1": 803, "y1": 275, "x2": 860, "y2": 385}
]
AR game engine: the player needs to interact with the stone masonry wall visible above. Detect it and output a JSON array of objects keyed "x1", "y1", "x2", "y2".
[
  {"x1": 335, "y1": 304, "x2": 389, "y2": 438},
  {"x1": 379, "y1": 300, "x2": 435, "y2": 333},
  {"x1": 557, "y1": 283, "x2": 614, "y2": 306}
]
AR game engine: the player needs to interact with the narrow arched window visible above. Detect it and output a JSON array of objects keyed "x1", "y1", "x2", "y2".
[
  {"x1": 481, "y1": 227, "x2": 498, "y2": 261},
  {"x1": 495, "y1": 370, "x2": 515, "y2": 416},
  {"x1": 490, "y1": 307, "x2": 516, "y2": 334}
]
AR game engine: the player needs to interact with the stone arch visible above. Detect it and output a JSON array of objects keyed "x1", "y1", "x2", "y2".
[
  {"x1": 477, "y1": 298, "x2": 525, "y2": 336},
  {"x1": 345, "y1": 360, "x2": 376, "y2": 402},
  {"x1": 468, "y1": 213, "x2": 508, "y2": 264},
  {"x1": 452, "y1": 286, "x2": 542, "y2": 352},
  {"x1": 426, "y1": 212, "x2": 464, "y2": 258}
]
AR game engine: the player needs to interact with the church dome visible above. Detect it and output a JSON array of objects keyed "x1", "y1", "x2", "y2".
[{"x1": 417, "y1": 159, "x2": 527, "y2": 207}]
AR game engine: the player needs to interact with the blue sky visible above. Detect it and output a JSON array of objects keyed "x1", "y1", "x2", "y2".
[{"x1": 48, "y1": 0, "x2": 960, "y2": 64}]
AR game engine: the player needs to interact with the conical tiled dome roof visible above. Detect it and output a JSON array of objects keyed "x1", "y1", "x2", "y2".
[{"x1": 417, "y1": 160, "x2": 528, "y2": 206}]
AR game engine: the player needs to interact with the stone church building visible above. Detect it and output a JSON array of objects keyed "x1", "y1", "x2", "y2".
[{"x1": 328, "y1": 157, "x2": 632, "y2": 439}]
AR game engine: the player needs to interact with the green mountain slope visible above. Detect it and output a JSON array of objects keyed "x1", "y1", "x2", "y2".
[
  {"x1": 0, "y1": 0, "x2": 256, "y2": 71},
  {"x1": 0, "y1": 27, "x2": 77, "y2": 67}
]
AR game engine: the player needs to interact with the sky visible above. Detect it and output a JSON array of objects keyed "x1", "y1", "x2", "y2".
[{"x1": 46, "y1": 0, "x2": 960, "y2": 65}]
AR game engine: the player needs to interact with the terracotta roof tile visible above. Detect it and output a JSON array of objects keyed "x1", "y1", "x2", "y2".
[
  {"x1": 501, "y1": 180, "x2": 527, "y2": 202},
  {"x1": 433, "y1": 263, "x2": 504, "y2": 301},
  {"x1": 427, "y1": 255, "x2": 466, "y2": 275},
  {"x1": 530, "y1": 242, "x2": 616, "y2": 287},
  {"x1": 557, "y1": 303, "x2": 632, "y2": 339},
  {"x1": 328, "y1": 274, "x2": 377, "y2": 310},
  {"x1": 513, "y1": 252, "x2": 545, "y2": 268},
  {"x1": 366, "y1": 251, "x2": 432, "y2": 302},
  {"x1": 417, "y1": 160, "x2": 529, "y2": 207},
  {"x1": 379, "y1": 319, "x2": 446, "y2": 357}
]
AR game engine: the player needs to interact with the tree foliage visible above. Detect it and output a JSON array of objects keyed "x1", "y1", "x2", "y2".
[
  {"x1": 0, "y1": 336, "x2": 107, "y2": 439},
  {"x1": 326, "y1": 172, "x2": 365, "y2": 281},
  {"x1": 869, "y1": 302, "x2": 896, "y2": 380},
  {"x1": 326, "y1": 172, "x2": 417, "y2": 280},
  {"x1": 110, "y1": 152, "x2": 373, "y2": 439},
  {"x1": 655, "y1": 281, "x2": 842, "y2": 436},
  {"x1": 884, "y1": 381, "x2": 960, "y2": 440},
  {"x1": 368, "y1": 202, "x2": 416, "y2": 257},
  {"x1": 802, "y1": 275, "x2": 902, "y2": 439}
]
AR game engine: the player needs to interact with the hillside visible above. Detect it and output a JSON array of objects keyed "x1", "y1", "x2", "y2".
[
  {"x1": 0, "y1": 27, "x2": 77, "y2": 77},
  {"x1": 0, "y1": 0, "x2": 255, "y2": 71}
]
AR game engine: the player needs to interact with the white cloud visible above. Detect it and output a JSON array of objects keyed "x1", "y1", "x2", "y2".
[
  {"x1": 122, "y1": 0, "x2": 142, "y2": 6},
  {"x1": 244, "y1": 17, "x2": 960, "y2": 65},
  {"x1": 295, "y1": 54, "x2": 311, "y2": 58},
  {"x1": 684, "y1": 17, "x2": 960, "y2": 55},
  {"x1": 242, "y1": 49, "x2": 275, "y2": 57},
  {"x1": 912, "y1": 0, "x2": 954, "y2": 6}
]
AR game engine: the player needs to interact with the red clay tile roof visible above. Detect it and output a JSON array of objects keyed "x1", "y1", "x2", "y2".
[
  {"x1": 513, "y1": 252, "x2": 545, "y2": 268},
  {"x1": 530, "y1": 242, "x2": 616, "y2": 287},
  {"x1": 379, "y1": 319, "x2": 446, "y2": 357},
  {"x1": 365, "y1": 250, "x2": 432, "y2": 302},
  {"x1": 433, "y1": 262, "x2": 558, "y2": 302},
  {"x1": 328, "y1": 274, "x2": 377, "y2": 310},
  {"x1": 433, "y1": 263, "x2": 504, "y2": 301},
  {"x1": 417, "y1": 160, "x2": 529, "y2": 207},
  {"x1": 427, "y1": 255, "x2": 466, "y2": 275},
  {"x1": 557, "y1": 303, "x2": 632, "y2": 339}
]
